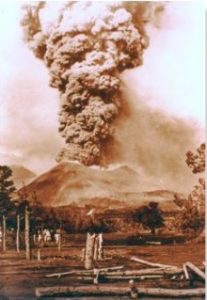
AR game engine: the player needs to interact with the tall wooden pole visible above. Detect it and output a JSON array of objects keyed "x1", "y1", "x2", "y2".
[
  {"x1": 93, "y1": 233, "x2": 103, "y2": 261},
  {"x1": 58, "y1": 228, "x2": 62, "y2": 253},
  {"x1": 93, "y1": 235, "x2": 98, "y2": 261},
  {"x1": 25, "y1": 206, "x2": 31, "y2": 260},
  {"x1": 84, "y1": 233, "x2": 95, "y2": 269},
  {"x1": 2, "y1": 215, "x2": 6, "y2": 251},
  {"x1": 97, "y1": 233, "x2": 103, "y2": 260},
  {"x1": 16, "y1": 214, "x2": 20, "y2": 253}
]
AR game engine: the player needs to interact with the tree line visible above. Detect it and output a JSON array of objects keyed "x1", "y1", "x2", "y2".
[
  {"x1": 173, "y1": 143, "x2": 205, "y2": 238},
  {"x1": 0, "y1": 164, "x2": 165, "y2": 258}
]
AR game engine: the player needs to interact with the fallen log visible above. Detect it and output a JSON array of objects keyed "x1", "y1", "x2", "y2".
[
  {"x1": 36, "y1": 285, "x2": 205, "y2": 298},
  {"x1": 140, "y1": 287, "x2": 205, "y2": 297},
  {"x1": 36, "y1": 285, "x2": 127, "y2": 298},
  {"x1": 131, "y1": 256, "x2": 175, "y2": 269},
  {"x1": 96, "y1": 266, "x2": 124, "y2": 272},
  {"x1": 46, "y1": 266, "x2": 181, "y2": 279},
  {"x1": 186, "y1": 262, "x2": 205, "y2": 281},
  {"x1": 55, "y1": 274, "x2": 164, "y2": 282},
  {"x1": 46, "y1": 265, "x2": 124, "y2": 278},
  {"x1": 99, "y1": 268, "x2": 182, "y2": 276},
  {"x1": 46, "y1": 270, "x2": 76, "y2": 278},
  {"x1": 101, "y1": 274, "x2": 164, "y2": 280},
  {"x1": 45, "y1": 274, "x2": 165, "y2": 284}
]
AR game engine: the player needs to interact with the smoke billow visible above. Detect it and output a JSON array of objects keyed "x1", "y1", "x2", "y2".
[{"x1": 21, "y1": 1, "x2": 162, "y2": 166}]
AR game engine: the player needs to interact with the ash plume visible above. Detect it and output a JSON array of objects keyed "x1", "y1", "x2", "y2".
[{"x1": 21, "y1": 1, "x2": 162, "y2": 166}]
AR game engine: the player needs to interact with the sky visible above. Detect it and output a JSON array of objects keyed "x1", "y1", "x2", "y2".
[
  {"x1": 0, "y1": 1, "x2": 205, "y2": 182},
  {"x1": 0, "y1": 1, "x2": 64, "y2": 173}
]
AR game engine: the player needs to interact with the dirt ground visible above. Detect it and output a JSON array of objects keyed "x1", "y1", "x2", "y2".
[{"x1": 0, "y1": 240, "x2": 205, "y2": 300}]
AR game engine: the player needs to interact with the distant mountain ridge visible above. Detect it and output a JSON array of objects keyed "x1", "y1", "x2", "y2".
[
  {"x1": 19, "y1": 162, "x2": 183, "y2": 211},
  {"x1": 10, "y1": 165, "x2": 36, "y2": 189}
]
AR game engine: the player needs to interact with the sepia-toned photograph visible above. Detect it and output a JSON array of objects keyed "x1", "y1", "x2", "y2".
[{"x1": 0, "y1": 1, "x2": 205, "y2": 299}]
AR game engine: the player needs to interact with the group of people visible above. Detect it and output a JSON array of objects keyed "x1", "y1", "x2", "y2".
[{"x1": 33, "y1": 229, "x2": 60, "y2": 245}]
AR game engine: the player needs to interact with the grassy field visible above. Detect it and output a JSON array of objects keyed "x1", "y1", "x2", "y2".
[{"x1": 0, "y1": 235, "x2": 205, "y2": 299}]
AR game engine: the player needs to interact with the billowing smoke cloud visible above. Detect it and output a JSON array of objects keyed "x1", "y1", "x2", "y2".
[
  {"x1": 113, "y1": 84, "x2": 203, "y2": 191},
  {"x1": 21, "y1": 1, "x2": 162, "y2": 166}
]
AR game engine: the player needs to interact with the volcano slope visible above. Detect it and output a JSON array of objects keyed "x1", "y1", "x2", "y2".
[{"x1": 19, "y1": 162, "x2": 181, "y2": 211}]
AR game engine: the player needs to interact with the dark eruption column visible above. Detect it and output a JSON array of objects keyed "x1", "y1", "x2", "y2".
[{"x1": 21, "y1": 1, "x2": 156, "y2": 166}]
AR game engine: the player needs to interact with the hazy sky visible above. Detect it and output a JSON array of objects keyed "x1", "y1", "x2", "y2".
[{"x1": 0, "y1": 1, "x2": 205, "y2": 178}]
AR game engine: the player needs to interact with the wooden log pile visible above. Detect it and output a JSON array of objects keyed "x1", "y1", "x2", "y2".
[
  {"x1": 39, "y1": 256, "x2": 205, "y2": 298},
  {"x1": 131, "y1": 256, "x2": 205, "y2": 282}
]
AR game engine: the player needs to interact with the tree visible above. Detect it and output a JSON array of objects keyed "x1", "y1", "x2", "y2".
[
  {"x1": 0, "y1": 165, "x2": 16, "y2": 194},
  {"x1": 186, "y1": 143, "x2": 205, "y2": 173},
  {"x1": 13, "y1": 199, "x2": 29, "y2": 253},
  {"x1": 0, "y1": 166, "x2": 16, "y2": 251},
  {"x1": 133, "y1": 202, "x2": 164, "y2": 235},
  {"x1": 174, "y1": 143, "x2": 205, "y2": 238},
  {"x1": 17, "y1": 186, "x2": 31, "y2": 260},
  {"x1": 24, "y1": 203, "x2": 30, "y2": 260},
  {"x1": 179, "y1": 205, "x2": 204, "y2": 235}
]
